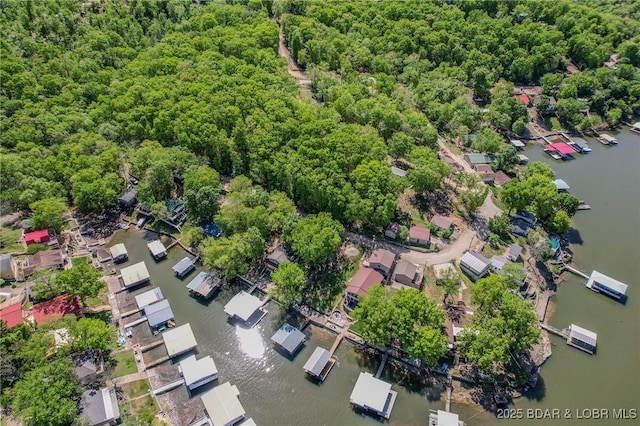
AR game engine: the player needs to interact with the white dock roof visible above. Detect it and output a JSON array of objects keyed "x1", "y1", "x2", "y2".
[
  {"x1": 147, "y1": 240, "x2": 166, "y2": 257},
  {"x1": 135, "y1": 287, "x2": 164, "y2": 310},
  {"x1": 271, "y1": 323, "x2": 305, "y2": 354},
  {"x1": 569, "y1": 324, "x2": 597, "y2": 347},
  {"x1": 201, "y1": 382, "x2": 245, "y2": 426},
  {"x1": 350, "y1": 372, "x2": 393, "y2": 415},
  {"x1": 120, "y1": 262, "x2": 150, "y2": 288},
  {"x1": 586, "y1": 270, "x2": 628, "y2": 295},
  {"x1": 180, "y1": 355, "x2": 218, "y2": 388},
  {"x1": 431, "y1": 410, "x2": 462, "y2": 426},
  {"x1": 109, "y1": 243, "x2": 128, "y2": 259},
  {"x1": 145, "y1": 299, "x2": 174, "y2": 328},
  {"x1": 162, "y1": 323, "x2": 197, "y2": 357},
  {"x1": 172, "y1": 257, "x2": 194, "y2": 275},
  {"x1": 303, "y1": 347, "x2": 332, "y2": 377},
  {"x1": 224, "y1": 291, "x2": 262, "y2": 322},
  {"x1": 553, "y1": 179, "x2": 570, "y2": 191}
]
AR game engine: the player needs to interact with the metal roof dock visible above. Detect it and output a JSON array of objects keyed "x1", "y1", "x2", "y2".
[
  {"x1": 271, "y1": 323, "x2": 306, "y2": 356},
  {"x1": 162, "y1": 323, "x2": 197, "y2": 358},
  {"x1": 172, "y1": 256, "x2": 196, "y2": 278},
  {"x1": 135, "y1": 287, "x2": 164, "y2": 311},
  {"x1": 200, "y1": 382, "x2": 246, "y2": 426},
  {"x1": 147, "y1": 240, "x2": 167, "y2": 260},
  {"x1": 223, "y1": 291, "x2": 267, "y2": 327},
  {"x1": 120, "y1": 262, "x2": 150, "y2": 289},
  {"x1": 567, "y1": 324, "x2": 597, "y2": 355},
  {"x1": 303, "y1": 347, "x2": 335, "y2": 382},
  {"x1": 109, "y1": 243, "x2": 128, "y2": 263},
  {"x1": 349, "y1": 372, "x2": 397, "y2": 419},
  {"x1": 179, "y1": 355, "x2": 218, "y2": 391},
  {"x1": 186, "y1": 271, "x2": 221, "y2": 300},
  {"x1": 145, "y1": 299, "x2": 174, "y2": 329},
  {"x1": 586, "y1": 270, "x2": 628, "y2": 301}
]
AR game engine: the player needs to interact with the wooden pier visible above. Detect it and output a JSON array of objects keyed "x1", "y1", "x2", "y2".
[
  {"x1": 563, "y1": 265, "x2": 589, "y2": 280},
  {"x1": 540, "y1": 323, "x2": 569, "y2": 339},
  {"x1": 329, "y1": 333, "x2": 344, "y2": 356},
  {"x1": 123, "y1": 316, "x2": 148, "y2": 329},
  {"x1": 445, "y1": 373, "x2": 453, "y2": 412},
  {"x1": 145, "y1": 355, "x2": 170, "y2": 370},
  {"x1": 152, "y1": 379, "x2": 184, "y2": 395},
  {"x1": 375, "y1": 352, "x2": 389, "y2": 378},
  {"x1": 140, "y1": 340, "x2": 164, "y2": 352},
  {"x1": 121, "y1": 308, "x2": 141, "y2": 318}
]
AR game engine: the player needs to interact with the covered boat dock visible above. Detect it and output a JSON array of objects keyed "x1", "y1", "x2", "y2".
[
  {"x1": 147, "y1": 240, "x2": 167, "y2": 260},
  {"x1": 109, "y1": 243, "x2": 128, "y2": 263},
  {"x1": 186, "y1": 271, "x2": 221, "y2": 300},
  {"x1": 303, "y1": 347, "x2": 335, "y2": 382},
  {"x1": 200, "y1": 382, "x2": 246, "y2": 426},
  {"x1": 223, "y1": 291, "x2": 267, "y2": 327},
  {"x1": 586, "y1": 270, "x2": 628, "y2": 301},
  {"x1": 120, "y1": 262, "x2": 150, "y2": 289},
  {"x1": 271, "y1": 323, "x2": 306, "y2": 356},
  {"x1": 172, "y1": 257, "x2": 196, "y2": 278},
  {"x1": 179, "y1": 355, "x2": 218, "y2": 391},
  {"x1": 162, "y1": 323, "x2": 197, "y2": 358},
  {"x1": 567, "y1": 324, "x2": 597, "y2": 355},
  {"x1": 349, "y1": 372, "x2": 397, "y2": 419}
]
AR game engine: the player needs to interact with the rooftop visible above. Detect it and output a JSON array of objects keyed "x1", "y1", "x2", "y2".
[
  {"x1": 494, "y1": 171, "x2": 512, "y2": 186},
  {"x1": 23, "y1": 229, "x2": 49, "y2": 244},
  {"x1": 32, "y1": 295, "x2": 81, "y2": 324},
  {"x1": 553, "y1": 179, "x2": 570, "y2": 191},
  {"x1": 22, "y1": 249, "x2": 64, "y2": 276},
  {"x1": 145, "y1": 299, "x2": 174, "y2": 328},
  {"x1": 507, "y1": 244, "x2": 523, "y2": 260},
  {"x1": 431, "y1": 215, "x2": 453, "y2": 230},
  {"x1": 179, "y1": 355, "x2": 218, "y2": 388},
  {"x1": 201, "y1": 382, "x2": 245, "y2": 426},
  {"x1": 120, "y1": 261, "x2": 150, "y2": 288},
  {"x1": 516, "y1": 93, "x2": 530, "y2": 106},
  {"x1": 271, "y1": 323, "x2": 306, "y2": 355},
  {"x1": 569, "y1": 137, "x2": 590, "y2": 148},
  {"x1": 224, "y1": 291, "x2": 263, "y2": 323},
  {"x1": 109, "y1": 243, "x2": 128, "y2": 259},
  {"x1": 163, "y1": 323, "x2": 197, "y2": 357},
  {"x1": 303, "y1": 347, "x2": 332, "y2": 377},
  {"x1": 346, "y1": 267, "x2": 384, "y2": 297},
  {"x1": 547, "y1": 142, "x2": 576, "y2": 155},
  {"x1": 0, "y1": 302, "x2": 23, "y2": 328},
  {"x1": 491, "y1": 256, "x2": 507, "y2": 271},
  {"x1": 202, "y1": 222, "x2": 222, "y2": 238},
  {"x1": 368, "y1": 248, "x2": 395, "y2": 270},
  {"x1": 569, "y1": 324, "x2": 597, "y2": 346},
  {"x1": 79, "y1": 388, "x2": 120, "y2": 426},
  {"x1": 118, "y1": 188, "x2": 137, "y2": 204},
  {"x1": 350, "y1": 372, "x2": 396, "y2": 418},
  {"x1": 266, "y1": 249, "x2": 289, "y2": 267},
  {"x1": 390, "y1": 166, "x2": 407, "y2": 177},
  {"x1": 510, "y1": 139, "x2": 525, "y2": 148},
  {"x1": 586, "y1": 270, "x2": 628, "y2": 296},
  {"x1": 147, "y1": 240, "x2": 167, "y2": 257},
  {"x1": 465, "y1": 153, "x2": 494, "y2": 165},
  {"x1": 393, "y1": 260, "x2": 417, "y2": 280},
  {"x1": 409, "y1": 226, "x2": 431, "y2": 241},
  {"x1": 172, "y1": 256, "x2": 195, "y2": 275},
  {"x1": 429, "y1": 410, "x2": 464, "y2": 426},
  {"x1": 459, "y1": 251, "x2": 491, "y2": 275},
  {"x1": 135, "y1": 287, "x2": 164, "y2": 310}
]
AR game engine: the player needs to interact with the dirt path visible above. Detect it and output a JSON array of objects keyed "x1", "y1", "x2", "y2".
[{"x1": 277, "y1": 24, "x2": 315, "y2": 102}]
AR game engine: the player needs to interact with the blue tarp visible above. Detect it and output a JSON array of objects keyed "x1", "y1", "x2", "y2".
[{"x1": 202, "y1": 223, "x2": 222, "y2": 238}]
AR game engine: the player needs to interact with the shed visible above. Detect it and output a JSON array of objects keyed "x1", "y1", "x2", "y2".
[
  {"x1": 0, "y1": 254, "x2": 14, "y2": 281},
  {"x1": 200, "y1": 382, "x2": 246, "y2": 426},
  {"x1": 490, "y1": 256, "x2": 507, "y2": 272},
  {"x1": 409, "y1": 226, "x2": 431, "y2": 246},
  {"x1": 349, "y1": 372, "x2": 397, "y2": 419},
  {"x1": 431, "y1": 215, "x2": 453, "y2": 231},
  {"x1": 186, "y1": 271, "x2": 221, "y2": 299},
  {"x1": 553, "y1": 179, "x2": 570, "y2": 192},
  {"x1": 367, "y1": 248, "x2": 395, "y2": 278},
  {"x1": 179, "y1": 355, "x2": 218, "y2": 391},
  {"x1": 303, "y1": 347, "x2": 334, "y2": 381},
  {"x1": 23, "y1": 229, "x2": 50, "y2": 245},
  {"x1": 0, "y1": 302, "x2": 23, "y2": 328},
  {"x1": 393, "y1": 260, "x2": 418, "y2": 287},
  {"x1": 390, "y1": 166, "x2": 407, "y2": 177},
  {"x1": 459, "y1": 251, "x2": 491, "y2": 281},
  {"x1": 567, "y1": 324, "x2": 597, "y2": 354},
  {"x1": 120, "y1": 261, "x2": 150, "y2": 289},
  {"x1": 147, "y1": 240, "x2": 167, "y2": 260},
  {"x1": 78, "y1": 388, "x2": 121, "y2": 426},
  {"x1": 384, "y1": 222, "x2": 399, "y2": 239},
  {"x1": 172, "y1": 256, "x2": 195, "y2": 278},
  {"x1": 109, "y1": 244, "x2": 128, "y2": 264},
  {"x1": 32, "y1": 295, "x2": 81, "y2": 324},
  {"x1": 265, "y1": 249, "x2": 289, "y2": 269},
  {"x1": 145, "y1": 299, "x2": 174, "y2": 329},
  {"x1": 117, "y1": 188, "x2": 138, "y2": 208},
  {"x1": 345, "y1": 267, "x2": 384, "y2": 308},
  {"x1": 271, "y1": 323, "x2": 306, "y2": 355},
  {"x1": 506, "y1": 244, "x2": 523, "y2": 262},
  {"x1": 163, "y1": 323, "x2": 197, "y2": 357},
  {"x1": 135, "y1": 287, "x2": 164, "y2": 311},
  {"x1": 223, "y1": 291, "x2": 266, "y2": 326},
  {"x1": 586, "y1": 271, "x2": 628, "y2": 301}
]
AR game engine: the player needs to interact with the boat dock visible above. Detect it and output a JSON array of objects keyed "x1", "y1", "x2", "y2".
[
  {"x1": 540, "y1": 323, "x2": 597, "y2": 355},
  {"x1": 375, "y1": 352, "x2": 389, "y2": 378},
  {"x1": 597, "y1": 133, "x2": 618, "y2": 145},
  {"x1": 121, "y1": 308, "x2": 141, "y2": 318},
  {"x1": 140, "y1": 339, "x2": 164, "y2": 352},
  {"x1": 152, "y1": 379, "x2": 185, "y2": 395},
  {"x1": 577, "y1": 204, "x2": 591, "y2": 210},
  {"x1": 123, "y1": 316, "x2": 148, "y2": 329},
  {"x1": 563, "y1": 265, "x2": 590, "y2": 279},
  {"x1": 145, "y1": 355, "x2": 170, "y2": 369},
  {"x1": 540, "y1": 323, "x2": 569, "y2": 339},
  {"x1": 329, "y1": 333, "x2": 344, "y2": 356}
]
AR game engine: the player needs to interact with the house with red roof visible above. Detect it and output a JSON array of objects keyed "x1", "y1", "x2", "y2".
[
  {"x1": 0, "y1": 302, "x2": 24, "y2": 328},
  {"x1": 344, "y1": 267, "x2": 384, "y2": 310},
  {"x1": 32, "y1": 295, "x2": 81, "y2": 324},
  {"x1": 366, "y1": 248, "x2": 396, "y2": 278},
  {"x1": 516, "y1": 93, "x2": 530, "y2": 106},
  {"x1": 23, "y1": 229, "x2": 50, "y2": 245}
]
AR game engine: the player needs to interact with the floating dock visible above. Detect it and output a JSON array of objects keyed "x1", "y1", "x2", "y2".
[
  {"x1": 540, "y1": 323, "x2": 597, "y2": 355},
  {"x1": 597, "y1": 133, "x2": 618, "y2": 145}
]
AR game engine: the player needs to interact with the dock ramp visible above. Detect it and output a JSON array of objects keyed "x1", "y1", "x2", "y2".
[{"x1": 152, "y1": 379, "x2": 185, "y2": 395}]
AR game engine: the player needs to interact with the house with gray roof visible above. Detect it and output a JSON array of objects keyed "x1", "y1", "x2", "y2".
[
  {"x1": 78, "y1": 388, "x2": 120, "y2": 426},
  {"x1": 271, "y1": 323, "x2": 306, "y2": 356},
  {"x1": 393, "y1": 260, "x2": 418, "y2": 288},
  {"x1": 145, "y1": 299, "x2": 174, "y2": 329}
]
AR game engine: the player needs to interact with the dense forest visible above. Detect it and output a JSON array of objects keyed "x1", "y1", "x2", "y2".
[{"x1": 1, "y1": 1, "x2": 639, "y2": 424}]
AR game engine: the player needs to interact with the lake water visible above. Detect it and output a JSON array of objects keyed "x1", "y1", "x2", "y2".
[{"x1": 114, "y1": 128, "x2": 639, "y2": 425}]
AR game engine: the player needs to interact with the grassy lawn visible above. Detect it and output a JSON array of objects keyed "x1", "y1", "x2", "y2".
[
  {"x1": 71, "y1": 256, "x2": 91, "y2": 266},
  {"x1": 121, "y1": 396, "x2": 166, "y2": 426},
  {"x1": 111, "y1": 350, "x2": 138, "y2": 378},
  {"x1": 0, "y1": 227, "x2": 25, "y2": 254},
  {"x1": 543, "y1": 116, "x2": 563, "y2": 131},
  {"x1": 122, "y1": 378, "x2": 151, "y2": 399},
  {"x1": 349, "y1": 320, "x2": 365, "y2": 336}
]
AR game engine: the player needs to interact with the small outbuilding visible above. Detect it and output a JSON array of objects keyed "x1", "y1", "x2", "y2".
[
  {"x1": 135, "y1": 287, "x2": 164, "y2": 311},
  {"x1": 490, "y1": 256, "x2": 507, "y2": 272},
  {"x1": 145, "y1": 299, "x2": 174, "y2": 330},
  {"x1": 349, "y1": 372, "x2": 397, "y2": 419},
  {"x1": 23, "y1": 229, "x2": 50, "y2": 245},
  {"x1": 163, "y1": 323, "x2": 197, "y2": 358},
  {"x1": 172, "y1": 257, "x2": 195, "y2": 278},
  {"x1": 384, "y1": 222, "x2": 400, "y2": 239},
  {"x1": 109, "y1": 244, "x2": 128, "y2": 264},
  {"x1": 200, "y1": 382, "x2": 246, "y2": 426},
  {"x1": 459, "y1": 251, "x2": 491, "y2": 281},
  {"x1": 0, "y1": 254, "x2": 15, "y2": 281},
  {"x1": 78, "y1": 388, "x2": 121, "y2": 426},
  {"x1": 409, "y1": 226, "x2": 431, "y2": 246},
  {"x1": 506, "y1": 244, "x2": 523, "y2": 262},
  {"x1": 367, "y1": 248, "x2": 396, "y2": 278},
  {"x1": 271, "y1": 323, "x2": 306, "y2": 356},
  {"x1": 223, "y1": 291, "x2": 267, "y2": 327},
  {"x1": 393, "y1": 260, "x2": 418, "y2": 288},
  {"x1": 120, "y1": 261, "x2": 150, "y2": 289},
  {"x1": 179, "y1": 355, "x2": 218, "y2": 391},
  {"x1": 147, "y1": 240, "x2": 167, "y2": 260},
  {"x1": 0, "y1": 302, "x2": 24, "y2": 328},
  {"x1": 567, "y1": 324, "x2": 597, "y2": 355},
  {"x1": 303, "y1": 347, "x2": 335, "y2": 382},
  {"x1": 265, "y1": 248, "x2": 289, "y2": 269}
]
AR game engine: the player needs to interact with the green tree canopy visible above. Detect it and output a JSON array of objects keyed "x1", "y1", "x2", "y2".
[
  {"x1": 284, "y1": 213, "x2": 344, "y2": 267},
  {"x1": 271, "y1": 262, "x2": 306, "y2": 307},
  {"x1": 30, "y1": 198, "x2": 67, "y2": 233},
  {"x1": 53, "y1": 262, "x2": 102, "y2": 306}
]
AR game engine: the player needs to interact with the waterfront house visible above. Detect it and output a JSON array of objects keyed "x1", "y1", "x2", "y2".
[
  {"x1": 144, "y1": 299, "x2": 174, "y2": 330},
  {"x1": 303, "y1": 347, "x2": 335, "y2": 382},
  {"x1": 586, "y1": 270, "x2": 628, "y2": 301},
  {"x1": 165, "y1": 199, "x2": 187, "y2": 226},
  {"x1": 474, "y1": 164, "x2": 495, "y2": 183},
  {"x1": 490, "y1": 256, "x2": 507, "y2": 273},
  {"x1": 0, "y1": 302, "x2": 24, "y2": 328},
  {"x1": 78, "y1": 388, "x2": 120, "y2": 426},
  {"x1": 506, "y1": 244, "x2": 523, "y2": 262},
  {"x1": 567, "y1": 324, "x2": 597, "y2": 355},
  {"x1": 135, "y1": 287, "x2": 164, "y2": 311},
  {"x1": 200, "y1": 382, "x2": 246, "y2": 426},
  {"x1": 553, "y1": 179, "x2": 570, "y2": 192},
  {"x1": 22, "y1": 249, "x2": 64, "y2": 277},
  {"x1": 187, "y1": 271, "x2": 221, "y2": 300},
  {"x1": 109, "y1": 244, "x2": 128, "y2": 264},
  {"x1": 384, "y1": 222, "x2": 400, "y2": 239},
  {"x1": 117, "y1": 188, "x2": 137, "y2": 209},
  {"x1": 0, "y1": 254, "x2": 15, "y2": 281},
  {"x1": 23, "y1": 229, "x2": 50, "y2": 245},
  {"x1": 172, "y1": 256, "x2": 195, "y2": 278},
  {"x1": 393, "y1": 260, "x2": 419, "y2": 288},
  {"x1": 72, "y1": 350, "x2": 104, "y2": 387},
  {"x1": 162, "y1": 323, "x2": 197, "y2": 358},
  {"x1": 409, "y1": 226, "x2": 431, "y2": 246},
  {"x1": 390, "y1": 165, "x2": 407, "y2": 177},
  {"x1": 271, "y1": 323, "x2": 306, "y2": 356},
  {"x1": 366, "y1": 248, "x2": 396, "y2": 278},
  {"x1": 120, "y1": 261, "x2": 150, "y2": 289},
  {"x1": 494, "y1": 171, "x2": 512, "y2": 187},
  {"x1": 459, "y1": 251, "x2": 491, "y2": 281},
  {"x1": 464, "y1": 153, "x2": 495, "y2": 166},
  {"x1": 430, "y1": 215, "x2": 454, "y2": 233},
  {"x1": 428, "y1": 409, "x2": 466, "y2": 426},
  {"x1": 147, "y1": 240, "x2": 167, "y2": 260},
  {"x1": 265, "y1": 248, "x2": 290, "y2": 269},
  {"x1": 32, "y1": 295, "x2": 81, "y2": 324},
  {"x1": 349, "y1": 372, "x2": 397, "y2": 419},
  {"x1": 179, "y1": 355, "x2": 218, "y2": 391},
  {"x1": 344, "y1": 267, "x2": 384, "y2": 309},
  {"x1": 224, "y1": 291, "x2": 267, "y2": 327}
]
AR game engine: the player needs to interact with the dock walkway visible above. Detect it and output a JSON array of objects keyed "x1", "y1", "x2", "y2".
[
  {"x1": 563, "y1": 265, "x2": 589, "y2": 280},
  {"x1": 140, "y1": 340, "x2": 163, "y2": 352},
  {"x1": 145, "y1": 355, "x2": 170, "y2": 370},
  {"x1": 375, "y1": 352, "x2": 389, "y2": 378},
  {"x1": 152, "y1": 379, "x2": 184, "y2": 395},
  {"x1": 329, "y1": 333, "x2": 344, "y2": 356},
  {"x1": 540, "y1": 323, "x2": 569, "y2": 339}
]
